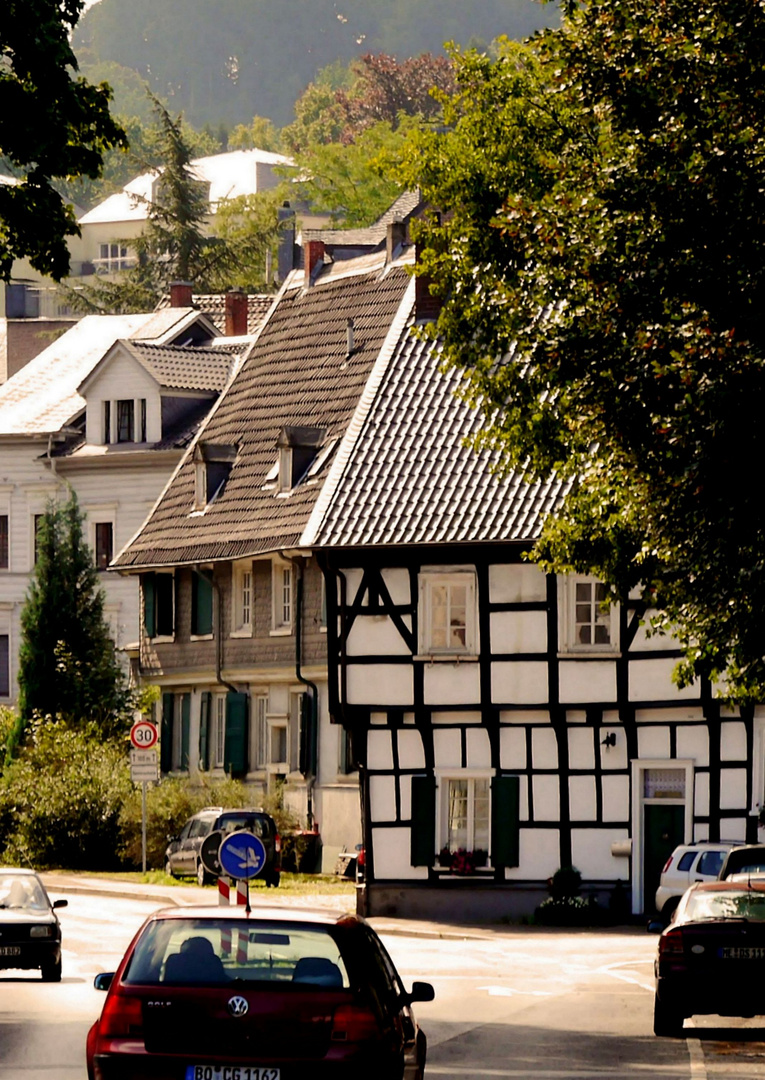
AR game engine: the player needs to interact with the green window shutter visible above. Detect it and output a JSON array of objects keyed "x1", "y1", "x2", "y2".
[
  {"x1": 160, "y1": 692, "x2": 173, "y2": 773},
  {"x1": 410, "y1": 774, "x2": 436, "y2": 867},
  {"x1": 143, "y1": 574, "x2": 156, "y2": 637},
  {"x1": 180, "y1": 693, "x2": 191, "y2": 771},
  {"x1": 199, "y1": 691, "x2": 211, "y2": 770},
  {"x1": 299, "y1": 693, "x2": 317, "y2": 777},
  {"x1": 492, "y1": 774, "x2": 520, "y2": 869},
  {"x1": 192, "y1": 573, "x2": 213, "y2": 636},
  {"x1": 225, "y1": 691, "x2": 248, "y2": 778}
]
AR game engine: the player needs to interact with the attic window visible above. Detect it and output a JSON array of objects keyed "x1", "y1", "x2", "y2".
[
  {"x1": 276, "y1": 426, "x2": 327, "y2": 492},
  {"x1": 193, "y1": 442, "x2": 238, "y2": 510}
]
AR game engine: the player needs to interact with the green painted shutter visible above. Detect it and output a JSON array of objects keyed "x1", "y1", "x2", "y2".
[
  {"x1": 160, "y1": 692, "x2": 173, "y2": 773},
  {"x1": 180, "y1": 693, "x2": 191, "y2": 771},
  {"x1": 199, "y1": 691, "x2": 211, "y2": 770},
  {"x1": 225, "y1": 691, "x2": 248, "y2": 777},
  {"x1": 492, "y1": 774, "x2": 520, "y2": 868},
  {"x1": 193, "y1": 573, "x2": 213, "y2": 636},
  {"x1": 143, "y1": 574, "x2": 156, "y2": 637},
  {"x1": 299, "y1": 693, "x2": 317, "y2": 777},
  {"x1": 410, "y1": 774, "x2": 436, "y2": 867}
]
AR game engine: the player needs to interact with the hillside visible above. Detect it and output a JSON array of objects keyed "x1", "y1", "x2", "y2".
[{"x1": 74, "y1": 0, "x2": 559, "y2": 129}]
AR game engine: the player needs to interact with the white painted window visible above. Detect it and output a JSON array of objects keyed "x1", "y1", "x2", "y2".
[
  {"x1": 272, "y1": 562, "x2": 293, "y2": 632},
  {"x1": 560, "y1": 576, "x2": 619, "y2": 652},
  {"x1": 251, "y1": 694, "x2": 268, "y2": 768},
  {"x1": 96, "y1": 242, "x2": 133, "y2": 273},
  {"x1": 213, "y1": 695, "x2": 225, "y2": 768},
  {"x1": 437, "y1": 773, "x2": 491, "y2": 859},
  {"x1": 289, "y1": 691, "x2": 304, "y2": 773},
  {"x1": 231, "y1": 562, "x2": 253, "y2": 635},
  {"x1": 419, "y1": 571, "x2": 477, "y2": 655},
  {"x1": 270, "y1": 718, "x2": 288, "y2": 765}
]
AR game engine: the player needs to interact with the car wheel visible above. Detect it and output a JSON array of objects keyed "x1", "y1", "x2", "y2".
[
  {"x1": 653, "y1": 993, "x2": 684, "y2": 1037},
  {"x1": 266, "y1": 871, "x2": 281, "y2": 888},
  {"x1": 41, "y1": 958, "x2": 62, "y2": 983},
  {"x1": 196, "y1": 860, "x2": 211, "y2": 887},
  {"x1": 164, "y1": 858, "x2": 175, "y2": 879}
]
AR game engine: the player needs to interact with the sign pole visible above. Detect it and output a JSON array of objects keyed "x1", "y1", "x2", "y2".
[{"x1": 141, "y1": 780, "x2": 148, "y2": 875}]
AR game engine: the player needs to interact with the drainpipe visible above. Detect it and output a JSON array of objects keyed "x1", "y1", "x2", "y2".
[{"x1": 278, "y1": 552, "x2": 319, "y2": 829}]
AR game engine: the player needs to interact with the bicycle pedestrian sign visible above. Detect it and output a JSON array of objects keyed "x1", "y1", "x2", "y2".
[{"x1": 218, "y1": 831, "x2": 267, "y2": 880}]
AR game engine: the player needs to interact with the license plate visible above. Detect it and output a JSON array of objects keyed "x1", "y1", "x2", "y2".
[
  {"x1": 185, "y1": 1069, "x2": 280, "y2": 1080},
  {"x1": 0, "y1": 947, "x2": 21, "y2": 957},
  {"x1": 721, "y1": 947, "x2": 765, "y2": 959}
]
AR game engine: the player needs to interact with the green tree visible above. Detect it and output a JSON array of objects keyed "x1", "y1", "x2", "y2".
[
  {"x1": 402, "y1": 4, "x2": 765, "y2": 700},
  {"x1": 228, "y1": 116, "x2": 283, "y2": 153},
  {"x1": 0, "y1": 0, "x2": 126, "y2": 280},
  {"x1": 17, "y1": 493, "x2": 129, "y2": 739}
]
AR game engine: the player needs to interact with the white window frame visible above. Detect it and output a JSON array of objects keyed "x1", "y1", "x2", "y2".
[
  {"x1": 212, "y1": 693, "x2": 226, "y2": 769},
  {"x1": 271, "y1": 561, "x2": 293, "y2": 634},
  {"x1": 95, "y1": 242, "x2": 133, "y2": 273},
  {"x1": 631, "y1": 759, "x2": 694, "y2": 916},
  {"x1": 87, "y1": 505, "x2": 117, "y2": 572},
  {"x1": 435, "y1": 768, "x2": 493, "y2": 859},
  {"x1": 417, "y1": 569, "x2": 477, "y2": 658},
  {"x1": 249, "y1": 694, "x2": 269, "y2": 770},
  {"x1": 0, "y1": 490, "x2": 10, "y2": 572},
  {"x1": 268, "y1": 714, "x2": 289, "y2": 768},
  {"x1": 559, "y1": 575, "x2": 620, "y2": 654},
  {"x1": 231, "y1": 561, "x2": 253, "y2": 637}
]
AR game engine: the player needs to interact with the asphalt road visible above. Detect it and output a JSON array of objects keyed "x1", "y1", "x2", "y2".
[{"x1": 2, "y1": 891, "x2": 765, "y2": 1079}]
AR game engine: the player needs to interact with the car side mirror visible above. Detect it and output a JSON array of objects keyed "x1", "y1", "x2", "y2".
[
  {"x1": 405, "y1": 981, "x2": 435, "y2": 1004},
  {"x1": 94, "y1": 972, "x2": 114, "y2": 992},
  {"x1": 167, "y1": 834, "x2": 178, "y2": 843},
  {"x1": 646, "y1": 918, "x2": 664, "y2": 934},
  {"x1": 52, "y1": 899, "x2": 68, "y2": 909}
]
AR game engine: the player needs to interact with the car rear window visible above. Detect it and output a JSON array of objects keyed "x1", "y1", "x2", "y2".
[
  {"x1": 697, "y1": 850, "x2": 725, "y2": 876},
  {"x1": 683, "y1": 890, "x2": 765, "y2": 922},
  {"x1": 677, "y1": 852, "x2": 696, "y2": 871},
  {"x1": 123, "y1": 919, "x2": 350, "y2": 988},
  {"x1": 218, "y1": 814, "x2": 271, "y2": 838}
]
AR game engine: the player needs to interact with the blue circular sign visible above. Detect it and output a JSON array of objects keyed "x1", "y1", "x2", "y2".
[{"x1": 218, "y1": 831, "x2": 267, "y2": 880}]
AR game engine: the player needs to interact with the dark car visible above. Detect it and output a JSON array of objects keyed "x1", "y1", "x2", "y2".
[
  {"x1": 164, "y1": 807, "x2": 281, "y2": 887},
  {"x1": 718, "y1": 843, "x2": 765, "y2": 880},
  {"x1": 653, "y1": 879, "x2": 765, "y2": 1036},
  {"x1": 86, "y1": 904, "x2": 434, "y2": 1080},
  {"x1": 0, "y1": 868, "x2": 67, "y2": 982}
]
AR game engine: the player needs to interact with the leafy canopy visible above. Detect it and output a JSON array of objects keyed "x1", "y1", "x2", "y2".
[
  {"x1": 0, "y1": 0, "x2": 126, "y2": 280},
  {"x1": 401, "y1": 3, "x2": 765, "y2": 700}
]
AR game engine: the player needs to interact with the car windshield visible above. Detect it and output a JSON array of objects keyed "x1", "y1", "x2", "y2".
[
  {"x1": 219, "y1": 815, "x2": 269, "y2": 837},
  {"x1": 0, "y1": 875, "x2": 48, "y2": 911},
  {"x1": 123, "y1": 919, "x2": 350, "y2": 988},
  {"x1": 683, "y1": 890, "x2": 765, "y2": 922}
]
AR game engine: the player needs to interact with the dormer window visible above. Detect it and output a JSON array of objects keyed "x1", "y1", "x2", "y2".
[
  {"x1": 117, "y1": 400, "x2": 134, "y2": 442},
  {"x1": 103, "y1": 398, "x2": 147, "y2": 444},
  {"x1": 193, "y1": 443, "x2": 238, "y2": 510},
  {"x1": 276, "y1": 426, "x2": 327, "y2": 492}
]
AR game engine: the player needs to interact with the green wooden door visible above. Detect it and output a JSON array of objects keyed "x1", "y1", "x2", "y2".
[{"x1": 644, "y1": 804, "x2": 685, "y2": 913}]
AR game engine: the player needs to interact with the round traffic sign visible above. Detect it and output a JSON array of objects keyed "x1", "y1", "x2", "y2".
[
  {"x1": 130, "y1": 721, "x2": 158, "y2": 749},
  {"x1": 218, "y1": 831, "x2": 267, "y2": 880},
  {"x1": 200, "y1": 829, "x2": 224, "y2": 877}
]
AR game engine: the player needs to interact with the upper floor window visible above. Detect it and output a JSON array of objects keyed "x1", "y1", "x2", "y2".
[
  {"x1": 231, "y1": 562, "x2": 253, "y2": 635},
  {"x1": 117, "y1": 400, "x2": 134, "y2": 443},
  {"x1": 94, "y1": 522, "x2": 113, "y2": 570},
  {"x1": 0, "y1": 514, "x2": 8, "y2": 570},
  {"x1": 191, "y1": 571, "x2": 214, "y2": 637},
  {"x1": 33, "y1": 513, "x2": 44, "y2": 566},
  {"x1": 418, "y1": 571, "x2": 477, "y2": 656},
  {"x1": 143, "y1": 572, "x2": 175, "y2": 639},
  {"x1": 193, "y1": 443, "x2": 237, "y2": 511},
  {"x1": 96, "y1": 243, "x2": 133, "y2": 273},
  {"x1": 560, "y1": 576, "x2": 619, "y2": 652},
  {"x1": 272, "y1": 562, "x2": 293, "y2": 632}
]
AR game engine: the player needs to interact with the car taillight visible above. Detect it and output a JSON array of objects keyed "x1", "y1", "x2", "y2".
[
  {"x1": 357, "y1": 847, "x2": 365, "y2": 867},
  {"x1": 275, "y1": 833, "x2": 281, "y2": 854},
  {"x1": 661, "y1": 855, "x2": 674, "y2": 873},
  {"x1": 98, "y1": 992, "x2": 143, "y2": 1037},
  {"x1": 331, "y1": 1004, "x2": 380, "y2": 1042},
  {"x1": 658, "y1": 928, "x2": 684, "y2": 958}
]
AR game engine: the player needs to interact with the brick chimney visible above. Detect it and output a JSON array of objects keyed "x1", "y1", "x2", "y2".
[
  {"x1": 304, "y1": 239, "x2": 325, "y2": 286},
  {"x1": 225, "y1": 288, "x2": 248, "y2": 336},
  {"x1": 414, "y1": 212, "x2": 442, "y2": 323},
  {"x1": 386, "y1": 219, "x2": 407, "y2": 263},
  {"x1": 170, "y1": 281, "x2": 194, "y2": 308}
]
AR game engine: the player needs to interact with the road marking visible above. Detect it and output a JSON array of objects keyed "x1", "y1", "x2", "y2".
[
  {"x1": 476, "y1": 985, "x2": 553, "y2": 997},
  {"x1": 426, "y1": 1069, "x2": 694, "y2": 1078},
  {"x1": 684, "y1": 1021, "x2": 708, "y2": 1080}
]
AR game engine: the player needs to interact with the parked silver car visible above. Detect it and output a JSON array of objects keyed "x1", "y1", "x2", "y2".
[{"x1": 654, "y1": 840, "x2": 740, "y2": 921}]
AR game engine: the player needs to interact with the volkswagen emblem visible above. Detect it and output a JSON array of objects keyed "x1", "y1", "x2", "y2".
[{"x1": 227, "y1": 995, "x2": 249, "y2": 1017}]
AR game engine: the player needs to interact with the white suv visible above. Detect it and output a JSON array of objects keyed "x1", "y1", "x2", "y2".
[{"x1": 655, "y1": 840, "x2": 740, "y2": 920}]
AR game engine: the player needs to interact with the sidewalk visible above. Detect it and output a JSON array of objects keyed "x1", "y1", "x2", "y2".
[{"x1": 39, "y1": 871, "x2": 500, "y2": 941}]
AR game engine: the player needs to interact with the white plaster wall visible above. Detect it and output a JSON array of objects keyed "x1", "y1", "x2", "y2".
[
  {"x1": 381, "y1": 568, "x2": 411, "y2": 605},
  {"x1": 367, "y1": 729, "x2": 394, "y2": 771},
  {"x1": 346, "y1": 616, "x2": 412, "y2": 657},
  {"x1": 432, "y1": 711, "x2": 481, "y2": 725},
  {"x1": 602, "y1": 774, "x2": 629, "y2": 821},
  {"x1": 340, "y1": 569, "x2": 363, "y2": 605},
  {"x1": 600, "y1": 730, "x2": 628, "y2": 769},
  {"x1": 568, "y1": 727, "x2": 595, "y2": 770},
  {"x1": 369, "y1": 775, "x2": 397, "y2": 821},
  {"x1": 569, "y1": 776, "x2": 597, "y2": 820},
  {"x1": 504, "y1": 828, "x2": 559, "y2": 880},
  {"x1": 423, "y1": 662, "x2": 480, "y2": 706},
  {"x1": 85, "y1": 353, "x2": 160, "y2": 443},
  {"x1": 499, "y1": 727, "x2": 527, "y2": 770},
  {"x1": 629, "y1": 622, "x2": 678, "y2": 653},
  {"x1": 630, "y1": 658, "x2": 699, "y2": 700},
  {"x1": 489, "y1": 563, "x2": 547, "y2": 604},
  {"x1": 559, "y1": 661, "x2": 617, "y2": 704},
  {"x1": 721, "y1": 721, "x2": 747, "y2": 761},
  {"x1": 637, "y1": 726, "x2": 671, "y2": 758},
  {"x1": 571, "y1": 829, "x2": 631, "y2": 880},
  {"x1": 694, "y1": 772, "x2": 709, "y2": 818},
  {"x1": 490, "y1": 610, "x2": 547, "y2": 654},
  {"x1": 433, "y1": 729, "x2": 462, "y2": 768},
  {"x1": 720, "y1": 768, "x2": 748, "y2": 810},
  {"x1": 492, "y1": 662, "x2": 548, "y2": 704},
  {"x1": 466, "y1": 727, "x2": 492, "y2": 768},
  {"x1": 373, "y1": 827, "x2": 428, "y2": 879},
  {"x1": 676, "y1": 725, "x2": 710, "y2": 766},
  {"x1": 317, "y1": 785, "x2": 361, "y2": 872},
  {"x1": 346, "y1": 664, "x2": 413, "y2": 706},
  {"x1": 397, "y1": 729, "x2": 426, "y2": 770},
  {"x1": 532, "y1": 727, "x2": 559, "y2": 769},
  {"x1": 533, "y1": 775, "x2": 560, "y2": 820}
]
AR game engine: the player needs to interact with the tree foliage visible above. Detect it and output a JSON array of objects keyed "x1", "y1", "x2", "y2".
[
  {"x1": 17, "y1": 492, "x2": 129, "y2": 736},
  {"x1": 402, "y1": 4, "x2": 765, "y2": 700}
]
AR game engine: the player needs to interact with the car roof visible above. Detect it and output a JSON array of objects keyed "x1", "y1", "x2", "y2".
[
  {"x1": 146, "y1": 904, "x2": 358, "y2": 926},
  {"x1": 687, "y1": 879, "x2": 765, "y2": 894},
  {"x1": 675, "y1": 840, "x2": 740, "y2": 849},
  {"x1": 0, "y1": 867, "x2": 41, "y2": 877}
]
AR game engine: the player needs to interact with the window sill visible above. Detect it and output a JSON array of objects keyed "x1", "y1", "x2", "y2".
[
  {"x1": 414, "y1": 654, "x2": 479, "y2": 664},
  {"x1": 230, "y1": 628, "x2": 252, "y2": 639},
  {"x1": 270, "y1": 628, "x2": 293, "y2": 637},
  {"x1": 148, "y1": 635, "x2": 175, "y2": 645},
  {"x1": 557, "y1": 650, "x2": 621, "y2": 659},
  {"x1": 190, "y1": 633, "x2": 214, "y2": 642}
]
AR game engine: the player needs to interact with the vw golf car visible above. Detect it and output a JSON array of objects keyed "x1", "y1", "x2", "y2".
[
  {"x1": 0, "y1": 868, "x2": 67, "y2": 981},
  {"x1": 86, "y1": 904, "x2": 434, "y2": 1080}
]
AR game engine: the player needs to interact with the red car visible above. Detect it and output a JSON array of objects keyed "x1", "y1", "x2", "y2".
[{"x1": 86, "y1": 904, "x2": 433, "y2": 1080}]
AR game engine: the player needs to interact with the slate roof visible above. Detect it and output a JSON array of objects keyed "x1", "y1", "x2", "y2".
[
  {"x1": 156, "y1": 293, "x2": 275, "y2": 336},
  {"x1": 0, "y1": 308, "x2": 213, "y2": 435},
  {"x1": 113, "y1": 256, "x2": 414, "y2": 569},
  {"x1": 120, "y1": 341, "x2": 237, "y2": 393},
  {"x1": 307, "y1": 327, "x2": 572, "y2": 549}
]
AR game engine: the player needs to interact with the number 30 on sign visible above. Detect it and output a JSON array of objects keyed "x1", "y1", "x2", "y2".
[{"x1": 130, "y1": 721, "x2": 158, "y2": 749}]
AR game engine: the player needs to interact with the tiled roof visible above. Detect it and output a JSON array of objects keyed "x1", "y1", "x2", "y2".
[
  {"x1": 113, "y1": 257, "x2": 413, "y2": 568},
  {"x1": 156, "y1": 293, "x2": 275, "y2": 336},
  {"x1": 308, "y1": 328, "x2": 572, "y2": 549},
  {"x1": 302, "y1": 190, "x2": 422, "y2": 250},
  {"x1": 121, "y1": 341, "x2": 237, "y2": 393}
]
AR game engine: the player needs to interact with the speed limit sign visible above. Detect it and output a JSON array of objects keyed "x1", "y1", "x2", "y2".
[{"x1": 130, "y1": 720, "x2": 158, "y2": 750}]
